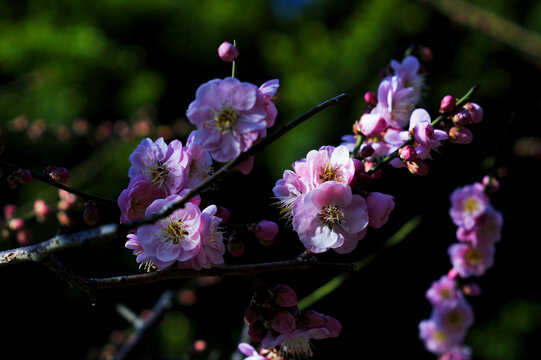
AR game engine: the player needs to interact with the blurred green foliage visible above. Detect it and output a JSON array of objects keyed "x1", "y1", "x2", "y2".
[{"x1": 1, "y1": 0, "x2": 540, "y2": 359}]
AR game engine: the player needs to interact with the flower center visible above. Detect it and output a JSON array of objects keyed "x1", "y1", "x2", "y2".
[
  {"x1": 319, "y1": 163, "x2": 342, "y2": 183},
  {"x1": 466, "y1": 247, "x2": 482, "y2": 265},
  {"x1": 463, "y1": 197, "x2": 480, "y2": 214},
  {"x1": 161, "y1": 219, "x2": 189, "y2": 245},
  {"x1": 213, "y1": 104, "x2": 238, "y2": 133},
  {"x1": 145, "y1": 161, "x2": 169, "y2": 186},
  {"x1": 320, "y1": 205, "x2": 344, "y2": 228}
]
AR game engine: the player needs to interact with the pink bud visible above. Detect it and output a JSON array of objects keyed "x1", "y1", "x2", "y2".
[
  {"x1": 33, "y1": 199, "x2": 52, "y2": 222},
  {"x1": 273, "y1": 284, "x2": 298, "y2": 307},
  {"x1": 482, "y1": 175, "x2": 500, "y2": 194},
  {"x1": 448, "y1": 268, "x2": 459, "y2": 279},
  {"x1": 14, "y1": 168, "x2": 32, "y2": 184},
  {"x1": 51, "y1": 167, "x2": 70, "y2": 182},
  {"x1": 16, "y1": 227, "x2": 33, "y2": 246},
  {"x1": 452, "y1": 109, "x2": 471, "y2": 126},
  {"x1": 300, "y1": 310, "x2": 325, "y2": 329},
  {"x1": 363, "y1": 91, "x2": 377, "y2": 106},
  {"x1": 216, "y1": 206, "x2": 231, "y2": 222},
  {"x1": 398, "y1": 145, "x2": 417, "y2": 162},
  {"x1": 193, "y1": 340, "x2": 206, "y2": 352},
  {"x1": 3, "y1": 204, "x2": 17, "y2": 220},
  {"x1": 462, "y1": 283, "x2": 482, "y2": 296},
  {"x1": 359, "y1": 113, "x2": 387, "y2": 137},
  {"x1": 463, "y1": 102, "x2": 483, "y2": 124},
  {"x1": 83, "y1": 200, "x2": 99, "y2": 226},
  {"x1": 227, "y1": 237, "x2": 244, "y2": 257},
  {"x1": 218, "y1": 41, "x2": 239, "y2": 62},
  {"x1": 365, "y1": 192, "x2": 395, "y2": 228},
  {"x1": 407, "y1": 159, "x2": 429, "y2": 176},
  {"x1": 8, "y1": 218, "x2": 24, "y2": 231},
  {"x1": 449, "y1": 126, "x2": 473, "y2": 144},
  {"x1": 253, "y1": 220, "x2": 278, "y2": 245},
  {"x1": 270, "y1": 310, "x2": 296, "y2": 335},
  {"x1": 439, "y1": 95, "x2": 456, "y2": 114}
]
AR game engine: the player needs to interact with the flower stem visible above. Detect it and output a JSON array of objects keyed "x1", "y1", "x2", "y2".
[
  {"x1": 231, "y1": 39, "x2": 237, "y2": 78},
  {"x1": 350, "y1": 134, "x2": 364, "y2": 158}
]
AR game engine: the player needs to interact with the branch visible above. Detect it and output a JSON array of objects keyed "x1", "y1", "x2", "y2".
[
  {"x1": 114, "y1": 290, "x2": 175, "y2": 360},
  {"x1": 0, "y1": 224, "x2": 118, "y2": 266}
]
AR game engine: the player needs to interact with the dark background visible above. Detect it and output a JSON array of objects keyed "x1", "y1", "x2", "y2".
[{"x1": 0, "y1": 0, "x2": 540, "y2": 359}]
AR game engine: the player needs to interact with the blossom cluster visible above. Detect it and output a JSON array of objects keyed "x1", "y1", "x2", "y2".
[
  {"x1": 242, "y1": 283, "x2": 341, "y2": 359},
  {"x1": 118, "y1": 42, "x2": 279, "y2": 271},
  {"x1": 419, "y1": 176, "x2": 503, "y2": 358},
  {"x1": 341, "y1": 55, "x2": 483, "y2": 176}
]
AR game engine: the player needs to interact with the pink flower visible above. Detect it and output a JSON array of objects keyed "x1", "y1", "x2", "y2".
[
  {"x1": 183, "y1": 132, "x2": 213, "y2": 189},
  {"x1": 262, "y1": 314, "x2": 341, "y2": 358},
  {"x1": 470, "y1": 207, "x2": 503, "y2": 247},
  {"x1": 358, "y1": 113, "x2": 388, "y2": 137},
  {"x1": 448, "y1": 242, "x2": 495, "y2": 278},
  {"x1": 258, "y1": 79, "x2": 280, "y2": 138},
  {"x1": 253, "y1": 220, "x2": 279, "y2": 244},
  {"x1": 177, "y1": 205, "x2": 225, "y2": 270},
  {"x1": 426, "y1": 275, "x2": 463, "y2": 309},
  {"x1": 439, "y1": 346, "x2": 472, "y2": 360},
  {"x1": 118, "y1": 174, "x2": 167, "y2": 223},
  {"x1": 371, "y1": 76, "x2": 417, "y2": 129},
  {"x1": 137, "y1": 195, "x2": 203, "y2": 270},
  {"x1": 408, "y1": 109, "x2": 448, "y2": 158},
  {"x1": 390, "y1": 55, "x2": 424, "y2": 99},
  {"x1": 273, "y1": 169, "x2": 307, "y2": 222},
  {"x1": 432, "y1": 298, "x2": 474, "y2": 335},
  {"x1": 419, "y1": 319, "x2": 464, "y2": 355},
  {"x1": 305, "y1": 145, "x2": 356, "y2": 189},
  {"x1": 449, "y1": 183, "x2": 489, "y2": 230},
  {"x1": 128, "y1": 137, "x2": 188, "y2": 195},
  {"x1": 186, "y1": 77, "x2": 268, "y2": 162},
  {"x1": 365, "y1": 191, "x2": 395, "y2": 228},
  {"x1": 292, "y1": 181, "x2": 369, "y2": 254}
]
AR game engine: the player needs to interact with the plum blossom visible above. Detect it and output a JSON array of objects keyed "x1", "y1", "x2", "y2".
[
  {"x1": 371, "y1": 76, "x2": 418, "y2": 129},
  {"x1": 449, "y1": 183, "x2": 489, "y2": 230},
  {"x1": 432, "y1": 298, "x2": 474, "y2": 335},
  {"x1": 183, "y1": 132, "x2": 213, "y2": 189},
  {"x1": 136, "y1": 195, "x2": 203, "y2": 270},
  {"x1": 128, "y1": 137, "x2": 188, "y2": 195},
  {"x1": 419, "y1": 319, "x2": 465, "y2": 355},
  {"x1": 292, "y1": 181, "x2": 368, "y2": 254},
  {"x1": 186, "y1": 77, "x2": 268, "y2": 162},
  {"x1": 305, "y1": 145, "x2": 356, "y2": 189},
  {"x1": 426, "y1": 275, "x2": 463, "y2": 309},
  {"x1": 272, "y1": 169, "x2": 307, "y2": 222},
  {"x1": 448, "y1": 242, "x2": 495, "y2": 278},
  {"x1": 177, "y1": 205, "x2": 225, "y2": 270},
  {"x1": 365, "y1": 191, "x2": 395, "y2": 228},
  {"x1": 118, "y1": 174, "x2": 167, "y2": 223}
]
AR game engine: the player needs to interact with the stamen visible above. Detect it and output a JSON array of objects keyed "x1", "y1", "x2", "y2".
[
  {"x1": 320, "y1": 205, "x2": 344, "y2": 228},
  {"x1": 318, "y1": 163, "x2": 342, "y2": 182},
  {"x1": 207, "y1": 104, "x2": 239, "y2": 134},
  {"x1": 144, "y1": 161, "x2": 170, "y2": 186}
]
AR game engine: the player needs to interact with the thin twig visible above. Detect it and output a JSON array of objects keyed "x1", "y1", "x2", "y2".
[{"x1": 114, "y1": 290, "x2": 175, "y2": 360}]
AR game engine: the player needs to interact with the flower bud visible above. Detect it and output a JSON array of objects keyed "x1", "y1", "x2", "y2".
[
  {"x1": 218, "y1": 41, "x2": 239, "y2": 62},
  {"x1": 57, "y1": 211, "x2": 74, "y2": 227},
  {"x1": 83, "y1": 200, "x2": 99, "y2": 226},
  {"x1": 365, "y1": 192, "x2": 395, "y2": 228},
  {"x1": 448, "y1": 268, "x2": 459, "y2": 279},
  {"x1": 452, "y1": 109, "x2": 471, "y2": 126},
  {"x1": 360, "y1": 144, "x2": 375, "y2": 158},
  {"x1": 270, "y1": 310, "x2": 296, "y2": 335},
  {"x1": 33, "y1": 199, "x2": 52, "y2": 222},
  {"x1": 227, "y1": 237, "x2": 244, "y2": 257},
  {"x1": 244, "y1": 304, "x2": 262, "y2": 324},
  {"x1": 439, "y1": 95, "x2": 456, "y2": 114},
  {"x1": 300, "y1": 310, "x2": 325, "y2": 329},
  {"x1": 51, "y1": 167, "x2": 70, "y2": 182},
  {"x1": 482, "y1": 175, "x2": 500, "y2": 194},
  {"x1": 3, "y1": 204, "x2": 17, "y2": 220},
  {"x1": 216, "y1": 206, "x2": 231, "y2": 222},
  {"x1": 462, "y1": 282, "x2": 482, "y2": 296},
  {"x1": 14, "y1": 168, "x2": 32, "y2": 184},
  {"x1": 359, "y1": 114, "x2": 387, "y2": 137},
  {"x1": 253, "y1": 220, "x2": 278, "y2": 246},
  {"x1": 398, "y1": 145, "x2": 417, "y2": 162},
  {"x1": 273, "y1": 284, "x2": 298, "y2": 307},
  {"x1": 363, "y1": 91, "x2": 377, "y2": 106},
  {"x1": 449, "y1": 126, "x2": 473, "y2": 144},
  {"x1": 16, "y1": 227, "x2": 33, "y2": 246},
  {"x1": 463, "y1": 102, "x2": 483, "y2": 124},
  {"x1": 8, "y1": 218, "x2": 24, "y2": 231},
  {"x1": 407, "y1": 159, "x2": 429, "y2": 176}
]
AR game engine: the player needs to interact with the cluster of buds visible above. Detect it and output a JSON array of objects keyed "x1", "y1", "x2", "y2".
[
  {"x1": 440, "y1": 96, "x2": 483, "y2": 144},
  {"x1": 244, "y1": 283, "x2": 340, "y2": 359},
  {"x1": 6, "y1": 168, "x2": 32, "y2": 189},
  {"x1": 43, "y1": 166, "x2": 70, "y2": 182}
]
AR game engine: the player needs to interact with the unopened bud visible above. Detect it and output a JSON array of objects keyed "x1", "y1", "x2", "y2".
[
  {"x1": 360, "y1": 144, "x2": 375, "y2": 158},
  {"x1": 218, "y1": 41, "x2": 238, "y2": 62},
  {"x1": 14, "y1": 168, "x2": 32, "y2": 184},
  {"x1": 449, "y1": 126, "x2": 473, "y2": 144},
  {"x1": 452, "y1": 109, "x2": 471, "y2": 126},
  {"x1": 270, "y1": 310, "x2": 296, "y2": 335},
  {"x1": 227, "y1": 237, "x2": 244, "y2": 257},
  {"x1": 407, "y1": 159, "x2": 429, "y2": 176},
  {"x1": 253, "y1": 220, "x2": 278, "y2": 246},
  {"x1": 273, "y1": 284, "x2": 298, "y2": 307},
  {"x1": 482, "y1": 175, "x2": 500, "y2": 194},
  {"x1": 83, "y1": 200, "x2": 99, "y2": 226},
  {"x1": 363, "y1": 91, "x2": 377, "y2": 106},
  {"x1": 8, "y1": 218, "x2": 24, "y2": 231},
  {"x1": 462, "y1": 283, "x2": 482, "y2": 296},
  {"x1": 216, "y1": 206, "x2": 230, "y2": 222},
  {"x1": 463, "y1": 102, "x2": 483, "y2": 124},
  {"x1": 16, "y1": 227, "x2": 33, "y2": 246},
  {"x1": 51, "y1": 167, "x2": 70, "y2": 182},
  {"x1": 33, "y1": 199, "x2": 52, "y2": 222},
  {"x1": 398, "y1": 145, "x2": 417, "y2": 162},
  {"x1": 57, "y1": 211, "x2": 73, "y2": 227},
  {"x1": 447, "y1": 268, "x2": 459, "y2": 279},
  {"x1": 3, "y1": 204, "x2": 17, "y2": 219},
  {"x1": 439, "y1": 95, "x2": 456, "y2": 114}
]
